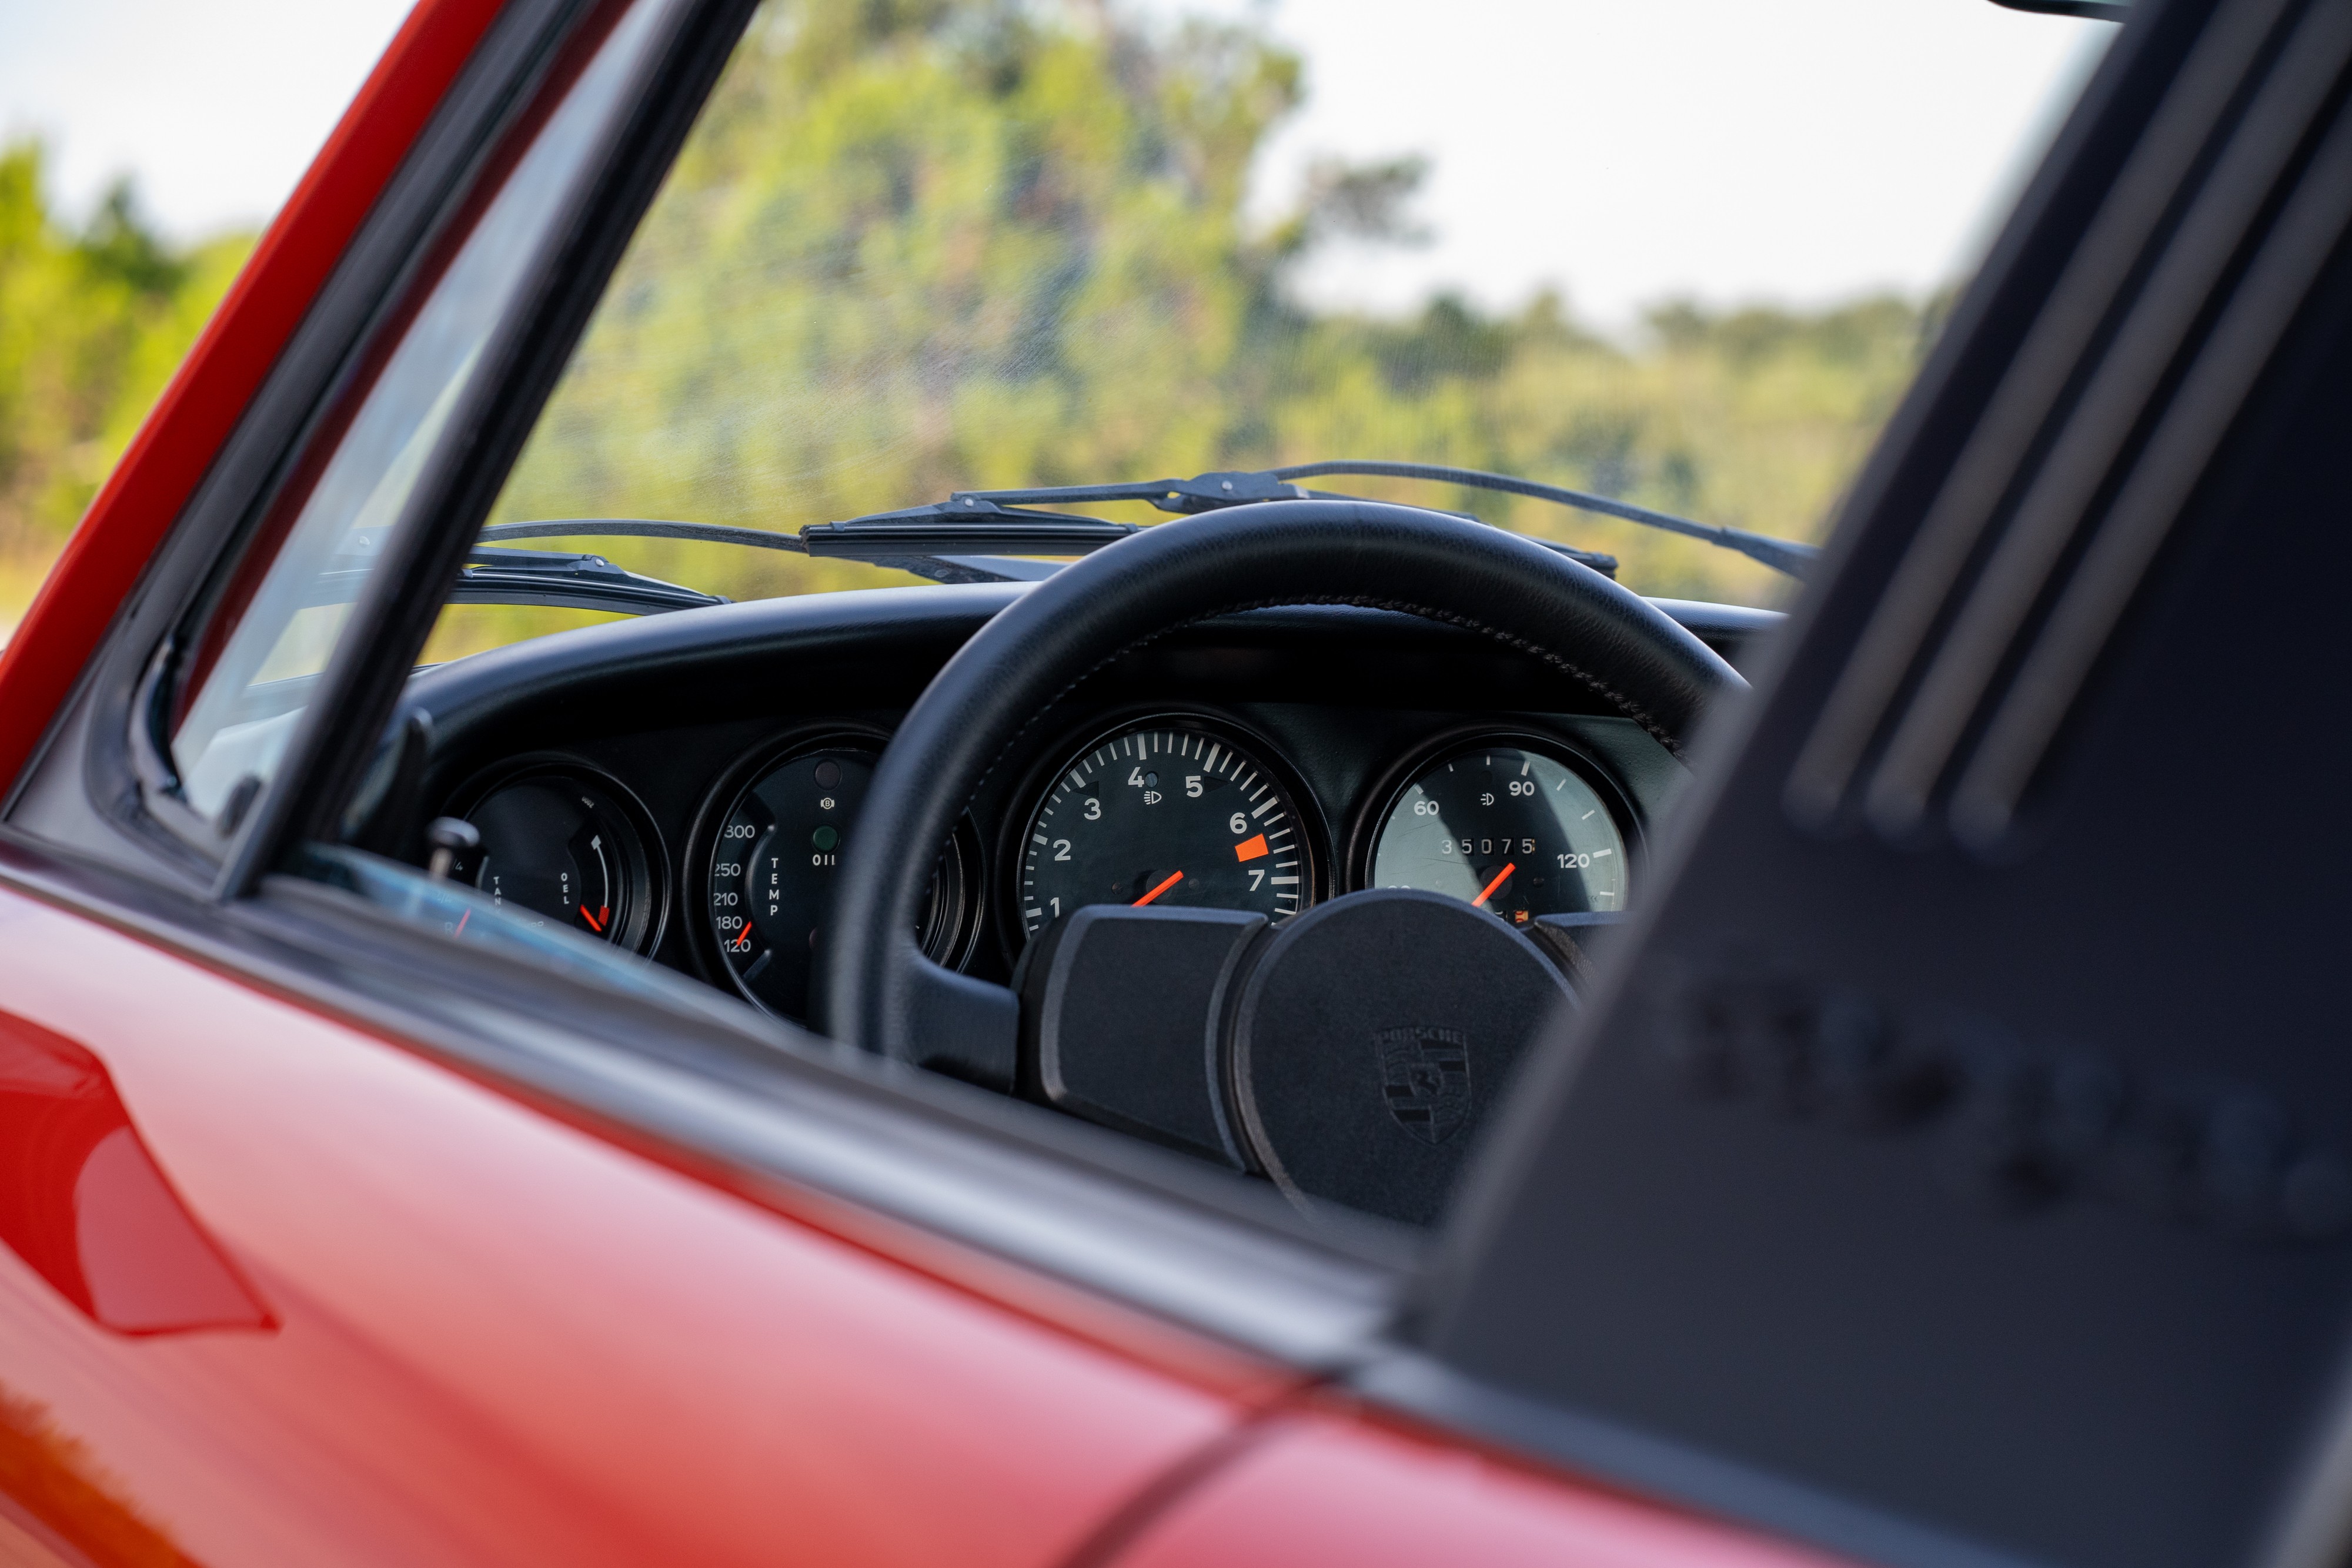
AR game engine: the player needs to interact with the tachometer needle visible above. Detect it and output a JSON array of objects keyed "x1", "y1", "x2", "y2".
[
  {"x1": 1471, "y1": 862, "x2": 1516, "y2": 908},
  {"x1": 1134, "y1": 870, "x2": 1185, "y2": 906}
]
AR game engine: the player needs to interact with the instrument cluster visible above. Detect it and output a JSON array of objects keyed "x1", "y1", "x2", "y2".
[{"x1": 440, "y1": 707, "x2": 1643, "y2": 1024}]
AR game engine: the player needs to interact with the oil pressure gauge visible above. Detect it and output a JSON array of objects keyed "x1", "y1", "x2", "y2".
[{"x1": 1367, "y1": 742, "x2": 1628, "y2": 924}]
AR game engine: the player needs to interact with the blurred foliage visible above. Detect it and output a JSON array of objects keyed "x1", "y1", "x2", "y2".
[
  {"x1": 474, "y1": 0, "x2": 1945, "y2": 653},
  {"x1": 0, "y1": 140, "x2": 251, "y2": 616},
  {"x1": 0, "y1": 2, "x2": 1946, "y2": 655}
]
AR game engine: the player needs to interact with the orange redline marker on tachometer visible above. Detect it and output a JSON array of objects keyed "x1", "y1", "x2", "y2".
[{"x1": 1233, "y1": 834, "x2": 1269, "y2": 862}]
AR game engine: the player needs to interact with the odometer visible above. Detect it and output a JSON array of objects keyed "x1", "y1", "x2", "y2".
[
  {"x1": 1017, "y1": 724, "x2": 1310, "y2": 940},
  {"x1": 1368, "y1": 744, "x2": 1628, "y2": 923}
]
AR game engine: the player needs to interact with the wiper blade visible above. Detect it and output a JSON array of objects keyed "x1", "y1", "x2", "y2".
[
  {"x1": 318, "y1": 540, "x2": 729, "y2": 615},
  {"x1": 477, "y1": 514, "x2": 1111, "y2": 586},
  {"x1": 453, "y1": 546, "x2": 728, "y2": 615}
]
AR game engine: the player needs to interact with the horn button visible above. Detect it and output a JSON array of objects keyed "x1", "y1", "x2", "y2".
[{"x1": 1016, "y1": 888, "x2": 1574, "y2": 1225}]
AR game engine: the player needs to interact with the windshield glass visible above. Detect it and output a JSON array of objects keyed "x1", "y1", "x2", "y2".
[{"x1": 426, "y1": 0, "x2": 2109, "y2": 665}]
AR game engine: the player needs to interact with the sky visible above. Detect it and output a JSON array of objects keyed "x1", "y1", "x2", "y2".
[{"x1": 0, "y1": 0, "x2": 2109, "y2": 330}]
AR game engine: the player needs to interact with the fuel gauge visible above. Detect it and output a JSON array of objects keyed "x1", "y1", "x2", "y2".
[{"x1": 454, "y1": 766, "x2": 663, "y2": 951}]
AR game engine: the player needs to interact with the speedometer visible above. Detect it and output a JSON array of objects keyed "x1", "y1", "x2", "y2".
[
  {"x1": 1016, "y1": 723, "x2": 1312, "y2": 940},
  {"x1": 1367, "y1": 742, "x2": 1628, "y2": 922}
]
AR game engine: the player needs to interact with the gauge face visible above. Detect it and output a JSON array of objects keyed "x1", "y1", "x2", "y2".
[
  {"x1": 1369, "y1": 744, "x2": 1628, "y2": 924},
  {"x1": 462, "y1": 770, "x2": 657, "y2": 950},
  {"x1": 1017, "y1": 724, "x2": 1310, "y2": 940},
  {"x1": 707, "y1": 746, "x2": 967, "y2": 1019}
]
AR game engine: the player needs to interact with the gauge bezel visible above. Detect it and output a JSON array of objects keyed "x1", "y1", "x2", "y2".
[
  {"x1": 442, "y1": 754, "x2": 671, "y2": 955},
  {"x1": 684, "y1": 725, "x2": 980, "y2": 1018},
  {"x1": 995, "y1": 706, "x2": 1329, "y2": 963},
  {"x1": 1344, "y1": 727, "x2": 1643, "y2": 907}
]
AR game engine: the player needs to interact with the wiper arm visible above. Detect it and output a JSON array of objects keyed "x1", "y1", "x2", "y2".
[
  {"x1": 918, "y1": 463, "x2": 1812, "y2": 576},
  {"x1": 453, "y1": 546, "x2": 728, "y2": 615},
  {"x1": 318, "y1": 541, "x2": 729, "y2": 615}
]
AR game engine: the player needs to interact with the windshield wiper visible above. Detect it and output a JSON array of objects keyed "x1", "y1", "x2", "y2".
[
  {"x1": 804, "y1": 471, "x2": 1626, "y2": 579},
  {"x1": 452, "y1": 546, "x2": 729, "y2": 614},
  {"x1": 818, "y1": 460, "x2": 1814, "y2": 577},
  {"x1": 470, "y1": 459, "x2": 1813, "y2": 604},
  {"x1": 318, "y1": 541, "x2": 729, "y2": 615},
  {"x1": 477, "y1": 516, "x2": 1106, "y2": 587}
]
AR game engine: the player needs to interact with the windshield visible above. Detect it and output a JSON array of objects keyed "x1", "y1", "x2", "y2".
[{"x1": 425, "y1": 0, "x2": 2110, "y2": 666}]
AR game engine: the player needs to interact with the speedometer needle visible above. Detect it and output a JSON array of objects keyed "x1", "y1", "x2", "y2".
[
  {"x1": 1471, "y1": 862, "x2": 1516, "y2": 908},
  {"x1": 1134, "y1": 870, "x2": 1185, "y2": 906}
]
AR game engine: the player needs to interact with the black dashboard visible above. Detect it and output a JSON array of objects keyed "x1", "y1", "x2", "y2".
[{"x1": 391, "y1": 583, "x2": 1778, "y2": 1025}]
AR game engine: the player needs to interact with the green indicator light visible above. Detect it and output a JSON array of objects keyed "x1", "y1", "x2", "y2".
[{"x1": 811, "y1": 825, "x2": 839, "y2": 851}]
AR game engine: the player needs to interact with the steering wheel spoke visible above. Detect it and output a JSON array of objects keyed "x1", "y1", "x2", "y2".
[{"x1": 896, "y1": 948, "x2": 1020, "y2": 1088}]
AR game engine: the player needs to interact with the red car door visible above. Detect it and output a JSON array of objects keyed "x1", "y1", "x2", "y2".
[{"x1": 0, "y1": 878, "x2": 1259, "y2": 1565}]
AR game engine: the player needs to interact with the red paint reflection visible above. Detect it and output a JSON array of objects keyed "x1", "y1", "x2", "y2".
[{"x1": 0, "y1": 1012, "x2": 270, "y2": 1335}]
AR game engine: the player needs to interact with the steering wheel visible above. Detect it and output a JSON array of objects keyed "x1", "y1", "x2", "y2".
[{"x1": 817, "y1": 499, "x2": 1743, "y2": 1223}]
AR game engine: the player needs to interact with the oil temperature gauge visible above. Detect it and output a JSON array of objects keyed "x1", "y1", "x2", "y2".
[{"x1": 706, "y1": 744, "x2": 970, "y2": 1021}]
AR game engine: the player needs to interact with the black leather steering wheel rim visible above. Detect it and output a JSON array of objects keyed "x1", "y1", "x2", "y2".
[{"x1": 816, "y1": 499, "x2": 1745, "y2": 1068}]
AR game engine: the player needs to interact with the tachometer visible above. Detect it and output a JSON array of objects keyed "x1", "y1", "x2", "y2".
[
  {"x1": 706, "y1": 744, "x2": 970, "y2": 1019},
  {"x1": 1367, "y1": 743, "x2": 1628, "y2": 923},
  {"x1": 1017, "y1": 723, "x2": 1311, "y2": 940}
]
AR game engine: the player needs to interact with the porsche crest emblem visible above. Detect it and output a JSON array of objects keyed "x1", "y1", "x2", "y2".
[{"x1": 1374, "y1": 1026, "x2": 1472, "y2": 1145}]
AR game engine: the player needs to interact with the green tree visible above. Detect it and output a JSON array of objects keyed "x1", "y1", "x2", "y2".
[{"x1": 0, "y1": 141, "x2": 252, "y2": 627}]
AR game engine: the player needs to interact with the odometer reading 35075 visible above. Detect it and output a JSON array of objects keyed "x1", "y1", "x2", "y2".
[
  {"x1": 1369, "y1": 744, "x2": 1628, "y2": 923},
  {"x1": 1018, "y1": 726, "x2": 1309, "y2": 939}
]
